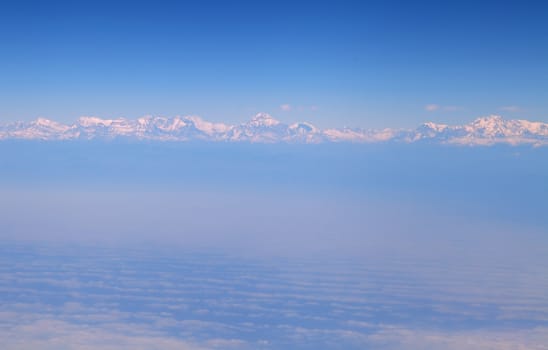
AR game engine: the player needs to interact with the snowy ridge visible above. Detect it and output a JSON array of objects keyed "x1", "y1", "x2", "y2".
[{"x1": 1, "y1": 113, "x2": 547, "y2": 146}]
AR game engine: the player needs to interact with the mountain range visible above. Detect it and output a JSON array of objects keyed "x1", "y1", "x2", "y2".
[{"x1": 1, "y1": 113, "x2": 547, "y2": 146}]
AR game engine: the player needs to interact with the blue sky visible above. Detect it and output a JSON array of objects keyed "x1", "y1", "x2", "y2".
[{"x1": 1, "y1": 0, "x2": 547, "y2": 127}]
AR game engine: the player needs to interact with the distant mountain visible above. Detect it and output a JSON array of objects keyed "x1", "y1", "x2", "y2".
[{"x1": 1, "y1": 113, "x2": 547, "y2": 146}]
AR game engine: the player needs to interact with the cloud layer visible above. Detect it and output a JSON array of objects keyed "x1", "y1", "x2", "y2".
[{"x1": 1, "y1": 242, "x2": 547, "y2": 349}]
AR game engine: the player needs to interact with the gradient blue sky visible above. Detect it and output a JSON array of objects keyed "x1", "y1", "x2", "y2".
[{"x1": 1, "y1": 0, "x2": 547, "y2": 127}]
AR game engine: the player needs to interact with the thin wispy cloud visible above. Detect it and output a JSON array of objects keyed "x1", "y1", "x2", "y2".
[
  {"x1": 425, "y1": 104, "x2": 462, "y2": 112},
  {"x1": 425, "y1": 104, "x2": 440, "y2": 112},
  {"x1": 280, "y1": 105, "x2": 319, "y2": 112},
  {"x1": 500, "y1": 105, "x2": 522, "y2": 112},
  {"x1": 296, "y1": 105, "x2": 319, "y2": 112},
  {"x1": 280, "y1": 104, "x2": 292, "y2": 112}
]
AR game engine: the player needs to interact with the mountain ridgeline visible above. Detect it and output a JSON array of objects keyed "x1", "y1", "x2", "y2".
[{"x1": 1, "y1": 113, "x2": 547, "y2": 146}]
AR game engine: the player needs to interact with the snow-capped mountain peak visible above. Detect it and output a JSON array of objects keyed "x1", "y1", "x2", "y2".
[
  {"x1": 183, "y1": 116, "x2": 231, "y2": 135},
  {"x1": 419, "y1": 122, "x2": 449, "y2": 132},
  {"x1": 32, "y1": 117, "x2": 70, "y2": 131},
  {"x1": 78, "y1": 116, "x2": 116, "y2": 127},
  {"x1": 467, "y1": 115, "x2": 508, "y2": 135},
  {"x1": 248, "y1": 113, "x2": 280, "y2": 127},
  {"x1": 289, "y1": 122, "x2": 318, "y2": 133},
  {"x1": 34, "y1": 117, "x2": 54, "y2": 126}
]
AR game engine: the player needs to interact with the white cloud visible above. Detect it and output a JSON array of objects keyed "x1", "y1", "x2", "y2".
[
  {"x1": 425, "y1": 104, "x2": 462, "y2": 112},
  {"x1": 281, "y1": 104, "x2": 318, "y2": 112},
  {"x1": 0, "y1": 319, "x2": 207, "y2": 350},
  {"x1": 366, "y1": 326, "x2": 548, "y2": 350},
  {"x1": 0, "y1": 317, "x2": 252, "y2": 350},
  {"x1": 280, "y1": 104, "x2": 292, "y2": 112},
  {"x1": 425, "y1": 104, "x2": 440, "y2": 112}
]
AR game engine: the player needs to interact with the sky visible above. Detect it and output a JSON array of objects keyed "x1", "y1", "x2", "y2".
[{"x1": 1, "y1": 0, "x2": 547, "y2": 127}]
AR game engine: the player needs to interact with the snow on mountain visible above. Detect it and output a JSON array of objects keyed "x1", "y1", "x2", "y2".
[
  {"x1": 0, "y1": 114, "x2": 547, "y2": 146},
  {"x1": 286, "y1": 122, "x2": 324, "y2": 143},
  {"x1": 247, "y1": 112, "x2": 281, "y2": 128},
  {"x1": 323, "y1": 127, "x2": 402, "y2": 143},
  {"x1": 0, "y1": 118, "x2": 77, "y2": 140},
  {"x1": 76, "y1": 117, "x2": 135, "y2": 139},
  {"x1": 409, "y1": 115, "x2": 548, "y2": 146},
  {"x1": 183, "y1": 116, "x2": 231, "y2": 136},
  {"x1": 226, "y1": 113, "x2": 288, "y2": 143}
]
